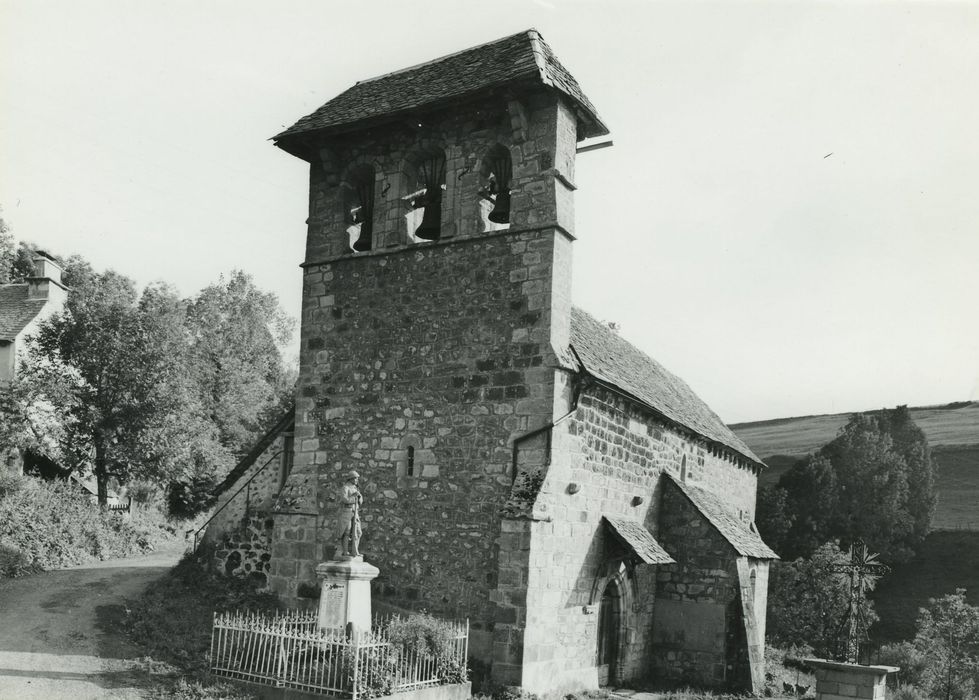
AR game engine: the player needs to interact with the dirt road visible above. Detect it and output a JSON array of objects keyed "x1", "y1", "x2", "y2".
[{"x1": 0, "y1": 542, "x2": 186, "y2": 699}]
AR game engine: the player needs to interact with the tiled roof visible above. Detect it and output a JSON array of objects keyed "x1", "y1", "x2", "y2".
[
  {"x1": 569, "y1": 306, "x2": 763, "y2": 467},
  {"x1": 0, "y1": 284, "x2": 47, "y2": 342},
  {"x1": 274, "y1": 29, "x2": 607, "y2": 150},
  {"x1": 666, "y1": 475, "x2": 778, "y2": 559},
  {"x1": 604, "y1": 516, "x2": 675, "y2": 564}
]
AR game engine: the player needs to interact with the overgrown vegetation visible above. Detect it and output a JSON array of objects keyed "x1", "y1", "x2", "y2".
[
  {"x1": 878, "y1": 590, "x2": 979, "y2": 700},
  {"x1": 766, "y1": 542, "x2": 878, "y2": 657},
  {"x1": 0, "y1": 472, "x2": 176, "y2": 577},
  {"x1": 0, "y1": 231, "x2": 295, "y2": 515},
  {"x1": 127, "y1": 545, "x2": 280, "y2": 675},
  {"x1": 757, "y1": 406, "x2": 935, "y2": 563}
]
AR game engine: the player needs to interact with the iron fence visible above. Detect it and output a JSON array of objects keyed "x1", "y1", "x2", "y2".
[{"x1": 210, "y1": 610, "x2": 468, "y2": 699}]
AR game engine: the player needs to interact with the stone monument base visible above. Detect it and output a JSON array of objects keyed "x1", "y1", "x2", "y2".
[
  {"x1": 804, "y1": 658, "x2": 899, "y2": 700},
  {"x1": 316, "y1": 556, "x2": 380, "y2": 632}
]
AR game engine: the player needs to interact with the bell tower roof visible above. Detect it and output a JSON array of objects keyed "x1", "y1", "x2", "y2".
[{"x1": 273, "y1": 29, "x2": 608, "y2": 160}]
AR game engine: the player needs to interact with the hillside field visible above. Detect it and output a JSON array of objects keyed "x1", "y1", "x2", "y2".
[{"x1": 731, "y1": 401, "x2": 979, "y2": 530}]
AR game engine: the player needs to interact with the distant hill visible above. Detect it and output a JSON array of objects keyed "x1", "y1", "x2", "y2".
[{"x1": 730, "y1": 401, "x2": 979, "y2": 531}]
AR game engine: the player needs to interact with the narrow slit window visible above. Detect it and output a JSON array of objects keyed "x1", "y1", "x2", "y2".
[{"x1": 406, "y1": 446, "x2": 415, "y2": 477}]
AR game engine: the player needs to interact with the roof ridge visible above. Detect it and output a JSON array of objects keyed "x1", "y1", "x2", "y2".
[{"x1": 355, "y1": 29, "x2": 539, "y2": 87}]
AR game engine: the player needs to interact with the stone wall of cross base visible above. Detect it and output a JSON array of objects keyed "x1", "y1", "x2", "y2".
[{"x1": 803, "y1": 658, "x2": 900, "y2": 700}]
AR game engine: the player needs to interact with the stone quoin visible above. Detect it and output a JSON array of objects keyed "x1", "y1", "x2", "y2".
[{"x1": 207, "y1": 29, "x2": 777, "y2": 694}]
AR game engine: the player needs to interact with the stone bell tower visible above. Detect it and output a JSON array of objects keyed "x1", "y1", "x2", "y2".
[{"x1": 269, "y1": 28, "x2": 608, "y2": 679}]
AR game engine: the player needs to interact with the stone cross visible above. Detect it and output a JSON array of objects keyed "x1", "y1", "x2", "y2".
[{"x1": 830, "y1": 540, "x2": 889, "y2": 663}]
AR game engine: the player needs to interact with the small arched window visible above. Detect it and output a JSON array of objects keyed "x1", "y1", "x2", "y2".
[
  {"x1": 478, "y1": 144, "x2": 512, "y2": 232},
  {"x1": 680, "y1": 455, "x2": 687, "y2": 482},
  {"x1": 403, "y1": 148, "x2": 446, "y2": 242},
  {"x1": 342, "y1": 164, "x2": 376, "y2": 252}
]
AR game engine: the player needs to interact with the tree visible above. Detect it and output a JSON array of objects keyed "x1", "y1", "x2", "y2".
[
  {"x1": 184, "y1": 270, "x2": 294, "y2": 462},
  {"x1": 0, "y1": 357, "x2": 77, "y2": 471},
  {"x1": 913, "y1": 590, "x2": 979, "y2": 700},
  {"x1": 755, "y1": 484, "x2": 794, "y2": 556},
  {"x1": 766, "y1": 542, "x2": 879, "y2": 657},
  {"x1": 774, "y1": 454, "x2": 840, "y2": 559},
  {"x1": 0, "y1": 208, "x2": 14, "y2": 284},
  {"x1": 759, "y1": 407, "x2": 935, "y2": 563},
  {"x1": 32, "y1": 271, "x2": 193, "y2": 504}
]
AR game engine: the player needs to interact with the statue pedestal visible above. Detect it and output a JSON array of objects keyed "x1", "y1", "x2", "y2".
[
  {"x1": 315, "y1": 556, "x2": 379, "y2": 633},
  {"x1": 804, "y1": 659, "x2": 899, "y2": 700}
]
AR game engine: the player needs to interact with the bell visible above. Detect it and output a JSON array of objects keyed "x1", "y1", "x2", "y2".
[
  {"x1": 488, "y1": 189, "x2": 510, "y2": 224},
  {"x1": 352, "y1": 221, "x2": 372, "y2": 252},
  {"x1": 414, "y1": 194, "x2": 442, "y2": 241}
]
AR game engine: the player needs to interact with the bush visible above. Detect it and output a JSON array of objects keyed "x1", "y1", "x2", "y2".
[
  {"x1": 385, "y1": 612, "x2": 467, "y2": 682},
  {"x1": 0, "y1": 543, "x2": 33, "y2": 577},
  {"x1": 0, "y1": 469, "x2": 24, "y2": 497},
  {"x1": 0, "y1": 476, "x2": 176, "y2": 576},
  {"x1": 890, "y1": 686, "x2": 929, "y2": 700},
  {"x1": 878, "y1": 642, "x2": 928, "y2": 688},
  {"x1": 167, "y1": 475, "x2": 218, "y2": 519}
]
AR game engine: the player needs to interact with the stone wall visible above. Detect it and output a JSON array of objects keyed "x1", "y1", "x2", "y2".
[
  {"x1": 214, "y1": 513, "x2": 275, "y2": 584},
  {"x1": 269, "y1": 93, "x2": 581, "y2": 649},
  {"x1": 203, "y1": 431, "x2": 290, "y2": 548},
  {"x1": 651, "y1": 480, "x2": 749, "y2": 688},
  {"x1": 510, "y1": 385, "x2": 760, "y2": 693}
]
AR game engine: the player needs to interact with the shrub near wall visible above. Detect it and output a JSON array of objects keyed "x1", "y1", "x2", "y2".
[{"x1": 0, "y1": 473, "x2": 175, "y2": 577}]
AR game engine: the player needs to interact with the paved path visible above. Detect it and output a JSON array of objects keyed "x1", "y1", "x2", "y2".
[{"x1": 0, "y1": 542, "x2": 186, "y2": 699}]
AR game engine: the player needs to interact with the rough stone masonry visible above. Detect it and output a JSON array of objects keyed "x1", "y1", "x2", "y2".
[{"x1": 215, "y1": 28, "x2": 779, "y2": 694}]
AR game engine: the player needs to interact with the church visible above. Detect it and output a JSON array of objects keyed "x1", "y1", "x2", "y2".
[{"x1": 205, "y1": 29, "x2": 776, "y2": 693}]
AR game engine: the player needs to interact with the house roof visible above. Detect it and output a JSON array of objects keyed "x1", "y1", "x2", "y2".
[
  {"x1": 0, "y1": 284, "x2": 47, "y2": 342},
  {"x1": 274, "y1": 29, "x2": 607, "y2": 155},
  {"x1": 604, "y1": 515, "x2": 675, "y2": 565},
  {"x1": 666, "y1": 475, "x2": 778, "y2": 559},
  {"x1": 569, "y1": 306, "x2": 764, "y2": 468}
]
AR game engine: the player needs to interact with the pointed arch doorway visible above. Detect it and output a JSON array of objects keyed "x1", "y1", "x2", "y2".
[{"x1": 596, "y1": 577, "x2": 622, "y2": 686}]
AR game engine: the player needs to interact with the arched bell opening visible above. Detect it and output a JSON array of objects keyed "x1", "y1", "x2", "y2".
[
  {"x1": 402, "y1": 147, "x2": 446, "y2": 243},
  {"x1": 342, "y1": 164, "x2": 376, "y2": 253},
  {"x1": 477, "y1": 143, "x2": 512, "y2": 232}
]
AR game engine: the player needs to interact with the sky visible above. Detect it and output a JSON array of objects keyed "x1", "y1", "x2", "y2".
[{"x1": 1, "y1": 0, "x2": 977, "y2": 424}]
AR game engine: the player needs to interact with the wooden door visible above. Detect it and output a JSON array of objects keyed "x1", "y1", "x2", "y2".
[{"x1": 596, "y1": 580, "x2": 621, "y2": 686}]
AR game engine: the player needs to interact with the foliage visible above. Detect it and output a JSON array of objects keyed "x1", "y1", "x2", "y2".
[
  {"x1": 29, "y1": 272, "x2": 195, "y2": 502},
  {"x1": 385, "y1": 612, "x2": 468, "y2": 683},
  {"x1": 127, "y1": 545, "x2": 281, "y2": 674},
  {"x1": 166, "y1": 474, "x2": 218, "y2": 519},
  {"x1": 767, "y1": 542, "x2": 878, "y2": 657},
  {"x1": 878, "y1": 642, "x2": 930, "y2": 689},
  {"x1": 911, "y1": 590, "x2": 979, "y2": 700},
  {"x1": 757, "y1": 406, "x2": 935, "y2": 563},
  {"x1": 185, "y1": 270, "x2": 294, "y2": 461},
  {"x1": 0, "y1": 356, "x2": 78, "y2": 468},
  {"x1": 0, "y1": 475, "x2": 176, "y2": 576},
  {"x1": 0, "y1": 207, "x2": 13, "y2": 284}
]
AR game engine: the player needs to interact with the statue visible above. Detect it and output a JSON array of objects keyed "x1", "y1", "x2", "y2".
[{"x1": 336, "y1": 470, "x2": 363, "y2": 557}]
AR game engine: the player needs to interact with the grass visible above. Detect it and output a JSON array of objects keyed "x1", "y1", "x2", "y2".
[
  {"x1": 931, "y1": 447, "x2": 979, "y2": 531},
  {"x1": 731, "y1": 402, "x2": 979, "y2": 531},
  {"x1": 125, "y1": 546, "x2": 280, "y2": 698},
  {"x1": 731, "y1": 400, "x2": 979, "y2": 457},
  {"x1": 871, "y1": 530, "x2": 979, "y2": 643}
]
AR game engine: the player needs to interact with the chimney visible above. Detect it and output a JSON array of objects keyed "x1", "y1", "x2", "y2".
[{"x1": 27, "y1": 250, "x2": 67, "y2": 303}]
